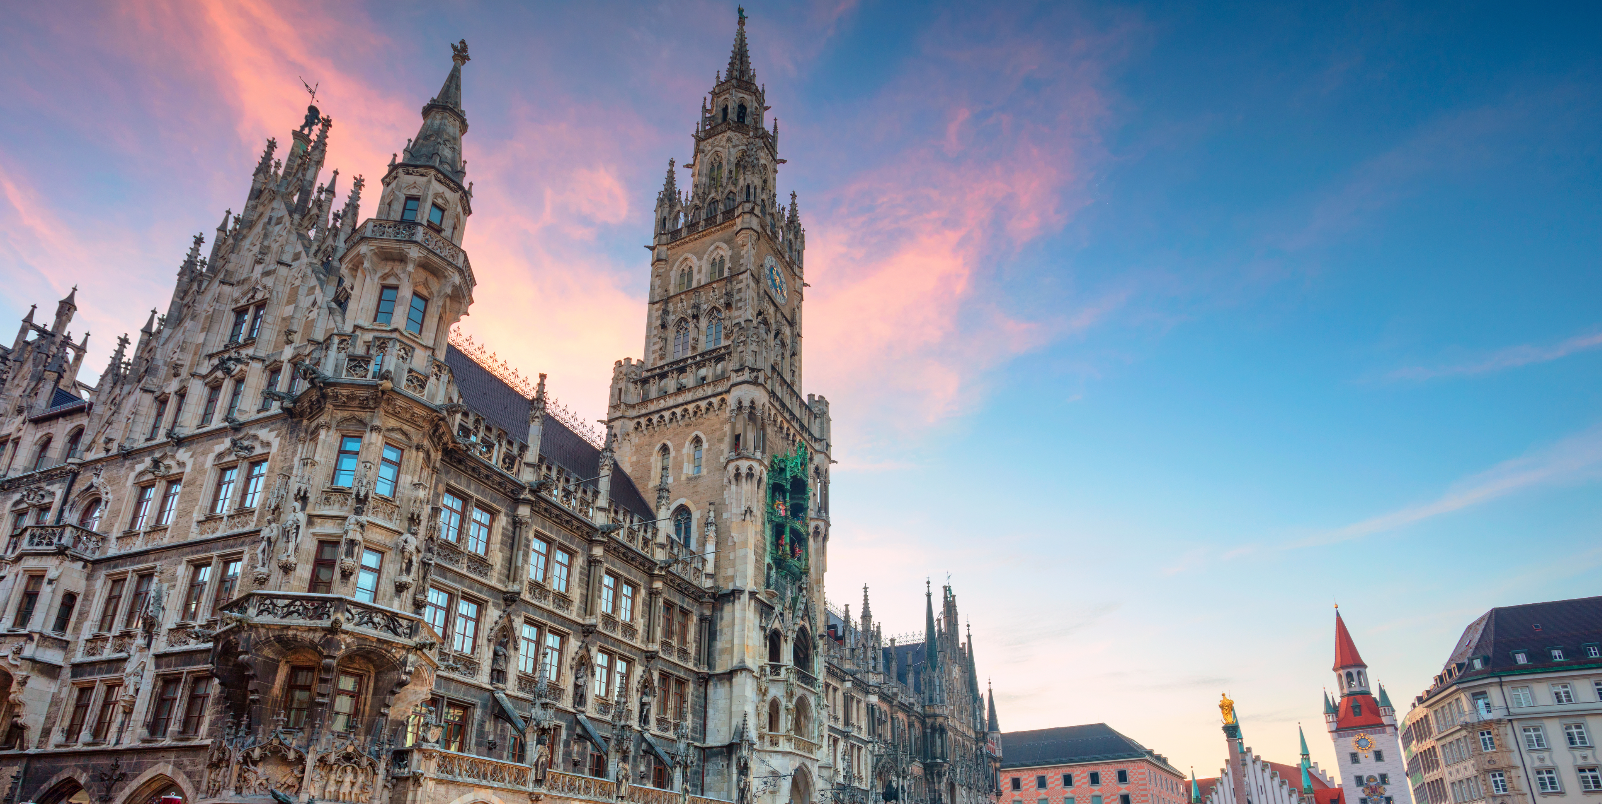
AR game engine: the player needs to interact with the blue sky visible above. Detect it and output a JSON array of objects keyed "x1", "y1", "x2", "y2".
[{"x1": 0, "y1": 0, "x2": 1597, "y2": 777}]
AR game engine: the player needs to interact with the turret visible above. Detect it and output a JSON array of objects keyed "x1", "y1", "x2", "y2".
[
  {"x1": 1333, "y1": 607, "x2": 1370, "y2": 694},
  {"x1": 51, "y1": 286, "x2": 77, "y2": 334}
]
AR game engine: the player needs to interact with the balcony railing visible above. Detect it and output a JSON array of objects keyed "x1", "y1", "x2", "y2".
[
  {"x1": 220, "y1": 591, "x2": 424, "y2": 644},
  {"x1": 348, "y1": 218, "x2": 469, "y2": 271},
  {"x1": 400, "y1": 747, "x2": 731, "y2": 804},
  {"x1": 15, "y1": 524, "x2": 104, "y2": 557}
]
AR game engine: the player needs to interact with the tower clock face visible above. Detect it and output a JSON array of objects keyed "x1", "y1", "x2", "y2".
[
  {"x1": 764, "y1": 255, "x2": 786, "y2": 301},
  {"x1": 1353, "y1": 734, "x2": 1375, "y2": 752}
]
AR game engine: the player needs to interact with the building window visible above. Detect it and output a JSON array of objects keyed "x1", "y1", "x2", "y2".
[
  {"x1": 375, "y1": 286, "x2": 399, "y2": 325},
  {"x1": 1513, "y1": 651, "x2": 1529, "y2": 665},
  {"x1": 156, "y1": 480, "x2": 182, "y2": 526},
  {"x1": 1091, "y1": 796, "x2": 1102, "y2": 804},
  {"x1": 333, "y1": 435, "x2": 361, "y2": 486},
  {"x1": 147, "y1": 677, "x2": 182, "y2": 737},
  {"x1": 125, "y1": 573, "x2": 154, "y2": 629},
  {"x1": 1120, "y1": 797, "x2": 1130, "y2": 804},
  {"x1": 1063, "y1": 775, "x2": 1074, "y2": 787},
  {"x1": 1587, "y1": 645, "x2": 1601, "y2": 659},
  {"x1": 1564, "y1": 723, "x2": 1591, "y2": 748},
  {"x1": 551, "y1": 549, "x2": 572, "y2": 594},
  {"x1": 1578, "y1": 769, "x2": 1601, "y2": 793},
  {"x1": 260, "y1": 369, "x2": 280, "y2": 410},
  {"x1": 1549, "y1": 648, "x2": 1564, "y2": 661},
  {"x1": 424, "y1": 588, "x2": 450, "y2": 637},
  {"x1": 211, "y1": 466, "x2": 238, "y2": 514},
  {"x1": 619, "y1": 581, "x2": 636, "y2": 622},
  {"x1": 229, "y1": 309, "x2": 249, "y2": 343},
  {"x1": 519, "y1": 623, "x2": 541, "y2": 675},
  {"x1": 285, "y1": 666, "x2": 315, "y2": 728},
  {"x1": 1510, "y1": 686, "x2": 1533, "y2": 707},
  {"x1": 240, "y1": 460, "x2": 267, "y2": 509},
  {"x1": 440, "y1": 492, "x2": 465, "y2": 544},
  {"x1": 180, "y1": 564, "x2": 211, "y2": 621},
  {"x1": 1534, "y1": 768, "x2": 1561, "y2": 794},
  {"x1": 1351, "y1": 752, "x2": 1361, "y2": 764},
  {"x1": 309, "y1": 540, "x2": 338, "y2": 593},
  {"x1": 200, "y1": 384, "x2": 221, "y2": 425},
  {"x1": 376, "y1": 445, "x2": 402, "y2": 497},
  {"x1": 529, "y1": 537, "x2": 549, "y2": 582},
  {"x1": 441, "y1": 701, "x2": 469, "y2": 752},
  {"x1": 1090, "y1": 773, "x2": 1101, "y2": 787},
  {"x1": 65, "y1": 686, "x2": 94, "y2": 741},
  {"x1": 1038, "y1": 777, "x2": 1047, "y2": 790},
  {"x1": 12, "y1": 575, "x2": 42, "y2": 628},
  {"x1": 355, "y1": 549, "x2": 382, "y2": 603},
  {"x1": 594, "y1": 652, "x2": 614, "y2": 700},
  {"x1": 673, "y1": 506, "x2": 692, "y2": 547},
  {"x1": 405, "y1": 294, "x2": 427, "y2": 336},
  {"x1": 212, "y1": 559, "x2": 240, "y2": 616},
  {"x1": 706, "y1": 311, "x2": 723, "y2": 347},
  {"x1": 97, "y1": 578, "x2": 125, "y2": 633},
  {"x1": 148, "y1": 397, "x2": 168, "y2": 441},
  {"x1": 247, "y1": 304, "x2": 266, "y2": 340},
  {"x1": 1380, "y1": 774, "x2": 1390, "y2": 785},
  {"x1": 1376, "y1": 750, "x2": 1385, "y2": 762},
  {"x1": 1552, "y1": 683, "x2": 1575, "y2": 704},
  {"x1": 180, "y1": 677, "x2": 212, "y2": 735},
  {"x1": 673, "y1": 320, "x2": 690, "y2": 358},
  {"x1": 78, "y1": 499, "x2": 102, "y2": 532},
  {"x1": 1489, "y1": 772, "x2": 1507, "y2": 795},
  {"x1": 91, "y1": 684, "x2": 120, "y2": 741},
  {"x1": 541, "y1": 631, "x2": 563, "y2": 681},
  {"x1": 1117, "y1": 771, "x2": 1128, "y2": 785},
  {"x1": 428, "y1": 203, "x2": 445, "y2": 227},
  {"x1": 692, "y1": 437, "x2": 703, "y2": 474},
  {"x1": 1353, "y1": 776, "x2": 1363, "y2": 788},
  {"x1": 1523, "y1": 726, "x2": 1549, "y2": 750},
  {"x1": 1472, "y1": 692, "x2": 1491, "y2": 715},
  {"x1": 51, "y1": 593, "x2": 76, "y2": 633},
  {"x1": 224, "y1": 380, "x2": 244, "y2": 419},
  {"x1": 453, "y1": 597, "x2": 479, "y2": 653},
  {"x1": 1479, "y1": 730, "x2": 1495, "y2": 752},
  {"x1": 130, "y1": 484, "x2": 155, "y2": 529},
  {"x1": 601, "y1": 574, "x2": 617, "y2": 616},
  {"x1": 330, "y1": 671, "x2": 364, "y2": 732},
  {"x1": 467, "y1": 505, "x2": 493, "y2": 555},
  {"x1": 400, "y1": 197, "x2": 420, "y2": 222}
]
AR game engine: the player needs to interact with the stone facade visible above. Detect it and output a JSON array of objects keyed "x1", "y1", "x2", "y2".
[{"x1": 0, "y1": 12, "x2": 998, "y2": 804}]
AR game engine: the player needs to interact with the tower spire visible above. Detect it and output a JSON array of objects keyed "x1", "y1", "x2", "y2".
[
  {"x1": 1298, "y1": 725, "x2": 1314, "y2": 795},
  {"x1": 727, "y1": 8, "x2": 754, "y2": 83},
  {"x1": 1333, "y1": 607, "x2": 1367, "y2": 670},
  {"x1": 403, "y1": 40, "x2": 471, "y2": 183}
]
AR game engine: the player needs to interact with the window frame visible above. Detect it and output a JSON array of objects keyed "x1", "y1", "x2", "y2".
[
  {"x1": 309, "y1": 540, "x2": 338, "y2": 594},
  {"x1": 179, "y1": 675, "x2": 212, "y2": 736},
  {"x1": 211, "y1": 465, "x2": 238, "y2": 515},
  {"x1": 400, "y1": 196, "x2": 421, "y2": 222},
  {"x1": 452, "y1": 596, "x2": 481, "y2": 654},
  {"x1": 284, "y1": 665, "x2": 316, "y2": 729},
  {"x1": 405, "y1": 293, "x2": 428, "y2": 336},
  {"x1": 376, "y1": 444, "x2": 403, "y2": 498},
  {"x1": 12, "y1": 573, "x2": 43, "y2": 628},
  {"x1": 97, "y1": 577, "x2": 126, "y2": 633},
  {"x1": 179, "y1": 563, "x2": 212, "y2": 622},
  {"x1": 330, "y1": 670, "x2": 367, "y2": 733},
  {"x1": 200, "y1": 384, "x2": 222, "y2": 425},
  {"x1": 147, "y1": 675, "x2": 183, "y2": 737},
  {"x1": 332, "y1": 435, "x2": 362, "y2": 487},
  {"x1": 375, "y1": 285, "x2": 400, "y2": 326},
  {"x1": 354, "y1": 548, "x2": 383, "y2": 603},
  {"x1": 124, "y1": 572, "x2": 154, "y2": 630},
  {"x1": 130, "y1": 484, "x2": 156, "y2": 530}
]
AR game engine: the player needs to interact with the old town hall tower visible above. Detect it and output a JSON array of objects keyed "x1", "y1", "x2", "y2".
[{"x1": 606, "y1": 10, "x2": 833, "y2": 804}]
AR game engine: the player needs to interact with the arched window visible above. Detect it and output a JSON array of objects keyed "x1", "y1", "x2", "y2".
[
  {"x1": 63, "y1": 428, "x2": 83, "y2": 460},
  {"x1": 30, "y1": 436, "x2": 51, "y2": 472},
  {"x1": 793, "y1": 627, "x2": 811, "y2": 669},
  {"x1": 737, "y1": 104, "x2": 748, "y2": 124},
  {"x1": 744, "y1": 184, "x2": 753, "y2": 202},
  {"x1": 676, "y1": 268, "x2": 691, "y2": 293},
  {"x1": 767, "y1": 631, "x2": 782, "y2": 664},
  {"x1": 1345, "y1": 671, "x2": 1354, "y2": 687},
  {"x1": 673, "y1": 321, "x2": 691, "y2": 360},
  {"x1": 691, "y1": 437, "x2": 703, "y2": 475},
  {"x1": 721, "y1": 105, "x2": 729, "y2": 123},
  {"x1": 792, "y1": 695, "x2": 811, "y2": 737},
  {"x1": 767, "y1": 697, "x2": 781, "y2": 733},
  {"x1": 725, "y1": 192, "x2": 736, "y2": 211},
  {"x1": 706, "y1": 310, "x2": 724, "y2": 348},
  {"x1": 706, "y1": 201, "x2": 719, "y2": 219},
  {"x1": 709, "y1": 255, "x2": 726, "y2": 281},
  {"x1": 77, "y1": 499, "x2": 102, "y2": 533},
  {"x1": 672, "y1": 506, "x2": 693, "y2": 548}
]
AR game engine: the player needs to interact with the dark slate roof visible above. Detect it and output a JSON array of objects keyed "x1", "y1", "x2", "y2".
[
  {"x1": 883, "y1": 642, "x2": 928, "y2": 692},
  {"x1": 1000, "y1": 723, "x2": 1179, "y2": 775},
  {"x1": 1442, "y1": 596, "x2": 1601, "y2": 679},
  {"x1": 442, "y1": 345, "x2": 652, "y2": 519}
]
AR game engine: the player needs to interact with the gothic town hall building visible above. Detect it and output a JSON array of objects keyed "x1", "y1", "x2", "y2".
[{"x1": 0, "y1": 16, "x2": 1001, "y2": 804}]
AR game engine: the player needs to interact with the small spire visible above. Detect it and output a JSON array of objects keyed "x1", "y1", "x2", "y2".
[
  {"x1": 60, "y1": 285, "x2": 78, "y2": 308},
  {"x1": 403, "y1": 40, "x2": 471, "y2": 182},
  {"x1": 861, "y1": 583, "x2": 872, "y2": 621},
  {"x1": 986, "y1": 682, "x2": 999, "y2": 732},
  {"x1": 22, "y1": 304, "x2": 35, "y2": 324},
  {"x1": 140, "y1": 308, "x2": 158, "y2": 334},
  {"x1": 726, "y1": 7, "x2": 754, "y2": 83},
  {"x1": 1190, "y1": 770, "x2": 1201, "y2": 804},
  {"x1": 1377, "y1": 683, "x2": 1393, "y2": 709}
]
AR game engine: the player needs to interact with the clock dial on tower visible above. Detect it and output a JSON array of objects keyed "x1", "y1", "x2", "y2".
[{"x1": 765, "y1": 255, "x2": 786, "y2": 302}]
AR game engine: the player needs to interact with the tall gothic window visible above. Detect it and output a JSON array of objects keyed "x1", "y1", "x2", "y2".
[
  {"x1": 737, "y1": 104, "x2": 747, "y2": 124},
  {"x1": 725, "y1": 192, "x2": 736, "y2": 211},
  {"x1": 676, "y1": 269, "x2": 691, "y2": 293},
  {"x1": 721, "y1": 105, "x2": 729, "y2": 123},
  {"x1": 706, "y1": 310, "x2": 723, "y2": 348},
  {"x1": 673, "y1": 321, "x2": 690, "y2": 360},
  {"x1": 672, "y1": 506, "x2": 693, "y2": 548},
  {"x1": 31, "y1": 436, "x2": 52, "y2": 472},
  {"x1": 691, "y1": 437, "x2": 703, "y2": 475},
  {"x1": 709, "y1": 256, "x2": 726, "y2": 280}
]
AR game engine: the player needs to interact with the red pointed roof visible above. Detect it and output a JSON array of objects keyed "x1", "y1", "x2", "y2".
[{"x1": 1333, "y1": 609, "x2": 1367, "y2": 670}]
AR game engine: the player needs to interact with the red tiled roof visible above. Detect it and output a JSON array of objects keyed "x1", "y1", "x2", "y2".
[
  {"x1": 1334, "y1": 610, "x2": 1367, "y2": 670},
  {"x1": 1335, "y1": 693, "x2": 1386, "y2": 729},
  {"x1": 1196, "y1": 777, "x2": 1219, "y2": 802}
]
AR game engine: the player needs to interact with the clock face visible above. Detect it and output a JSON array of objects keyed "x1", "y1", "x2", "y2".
[
  {"x1": 765, "y1": 255, "x2": 786, "y2": 301},
  {"x1": 1354, "y1": 734, "x2": 1375, "y2": 752}
]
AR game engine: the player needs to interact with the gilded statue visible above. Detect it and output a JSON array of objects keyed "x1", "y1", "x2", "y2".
[{"x1": 1219, "y1": 693, "x2": 1236, "y2": 725}]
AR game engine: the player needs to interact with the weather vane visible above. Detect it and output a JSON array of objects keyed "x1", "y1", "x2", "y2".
[{"x1": 299, "y1": 76, "x2": 319, "y2": 105}]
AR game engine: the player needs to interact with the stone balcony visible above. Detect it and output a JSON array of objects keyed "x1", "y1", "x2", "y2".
[
  {"x1": 10, "y1": 523, "x2": 104, "y2": 558},
  {"x1": 218, "y1": 591, "x2": 429, "y2": 648},
  {"x1": 397, "y1": 747, "x2": 731, "y2": 804}
]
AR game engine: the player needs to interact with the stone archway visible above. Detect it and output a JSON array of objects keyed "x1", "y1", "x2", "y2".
[
  {"x1": 789, "y1": 764, "x2": 813, "y2": 804},
  {"x1": 35, "y1": 776, "x2": 90, "y2": 804}
]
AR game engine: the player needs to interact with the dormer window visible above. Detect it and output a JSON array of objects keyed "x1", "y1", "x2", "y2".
[
  {"x1": 428, "y1": 203, "x2": 445, "y2": 228},
  {"x1": 1550, "y1": 648, "x2": 1565, "y2": 661},
  {"x1": 401, "y1": 196, "x2": 421, "y2": 222},
  {"x1": 1513, "y1": 651, "x2": 1530, "y2": 665}
]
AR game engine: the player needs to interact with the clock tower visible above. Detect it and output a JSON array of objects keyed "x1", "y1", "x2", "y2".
[
  {"x1": 606, "y1": 9, "x2": 832, "y2": 804},
  {"x1": 1324, "y1": 608, "x2": 1413, "y2": 804}
]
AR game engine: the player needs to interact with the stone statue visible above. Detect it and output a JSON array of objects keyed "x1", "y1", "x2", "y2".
[
  {"x1": 491, "y1": 633, "x2": 509, "y2": 685},
  {"x1": 531, "y1": 731, "x2": 552, "y2": 782},
  {"x1": 398, "y1": 530, "x2": 419, "y2": 576}
]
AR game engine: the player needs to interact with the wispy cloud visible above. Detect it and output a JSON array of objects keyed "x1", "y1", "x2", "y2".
[
  {"x1": 1293, "y1": 429, "x2": 1600, "y2": 548},
  {"x1": 1387, "y1": 333, "x2": 1601, "y2": 381}
]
